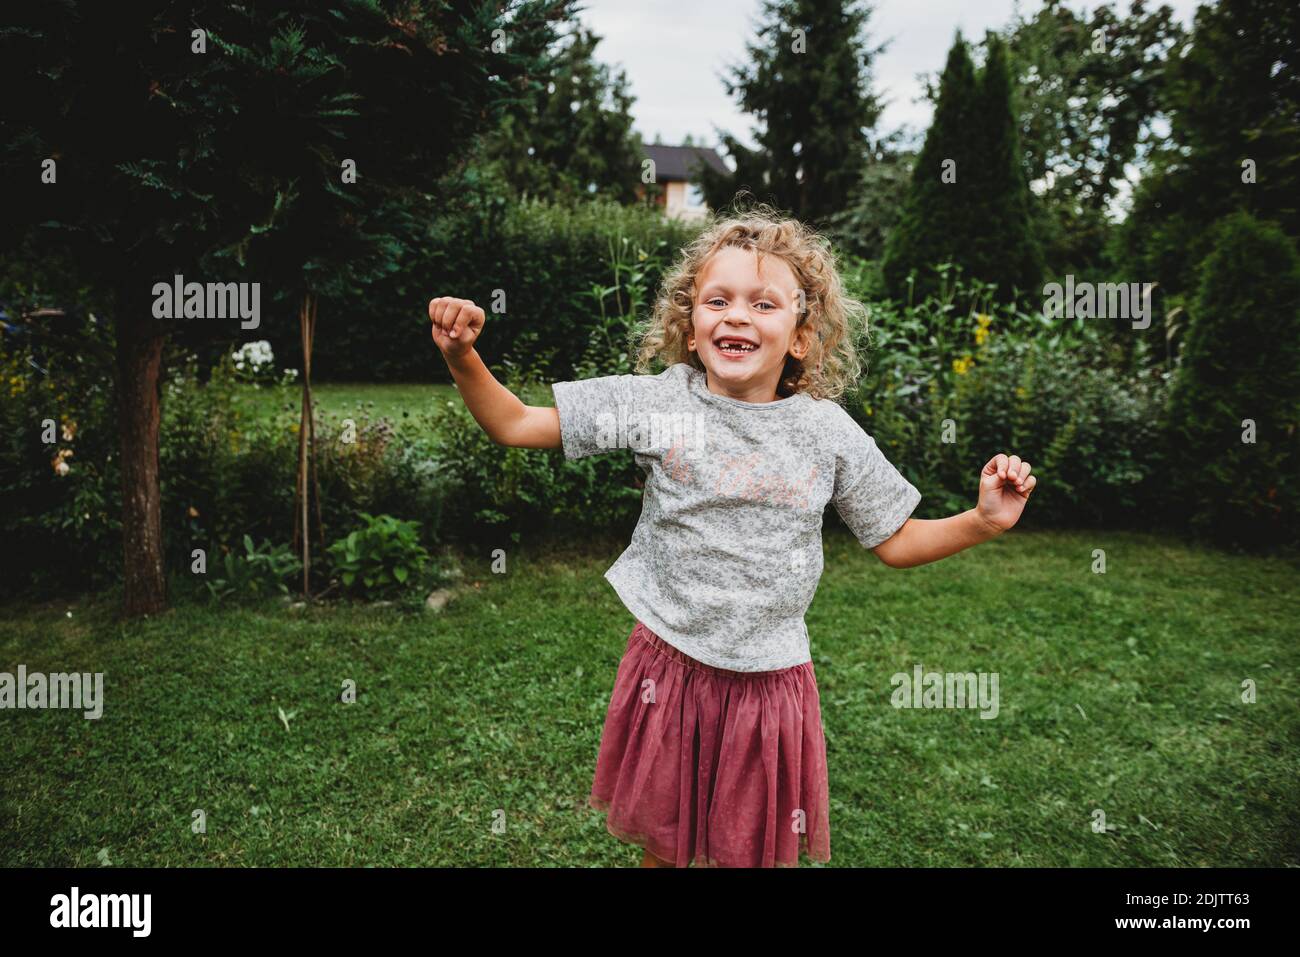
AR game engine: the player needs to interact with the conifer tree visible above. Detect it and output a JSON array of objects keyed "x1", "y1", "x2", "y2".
[
  {"x1": 1115, "y1": 0, "x2": 1299, "y2": 301},
  {"x1": 882, "y1": 33, "x2": 1042, "y2": 306},
  {"x1": 966, "y1": 35, "x2": 1044, "y2": 304},
  {"x1": 1166, "y1": 212, "x2": 1300, "y2": 544},
  {"x1": 476, "y1": 24, "x2": 642, "y2": 202},
  {"x1": 699, "y1": 0, "x2": 887, "y2": 226},
  {"x1": 880, "y1": 33, "x2": 979, "y2": 304}
]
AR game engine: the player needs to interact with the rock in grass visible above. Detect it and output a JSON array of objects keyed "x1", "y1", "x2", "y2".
[{"x1": 425, "y1": 588, "x2": 455, "y2": 612}]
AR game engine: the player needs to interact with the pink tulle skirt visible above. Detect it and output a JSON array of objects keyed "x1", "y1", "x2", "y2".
[{"x1": 588, "y1": 621, "x2": 831, "y2": 867}]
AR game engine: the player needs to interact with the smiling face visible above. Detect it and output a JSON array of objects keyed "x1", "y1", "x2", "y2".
[{"x1": 687, "y1": 245, "x2": 810, "y2": 403}]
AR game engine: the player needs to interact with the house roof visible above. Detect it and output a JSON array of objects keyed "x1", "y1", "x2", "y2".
[{"x1": 642, "y1": 143, "x2": 729, "y2": 182}]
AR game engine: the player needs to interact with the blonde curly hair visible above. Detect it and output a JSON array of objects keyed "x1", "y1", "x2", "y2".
[{"x1": 633, "y1": 203, "x2": 866, "y2": 401}]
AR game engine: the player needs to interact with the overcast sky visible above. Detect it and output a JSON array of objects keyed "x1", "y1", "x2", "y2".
[{"x1": 578, "y1": 0, "x2": 1206, "y2": 150}]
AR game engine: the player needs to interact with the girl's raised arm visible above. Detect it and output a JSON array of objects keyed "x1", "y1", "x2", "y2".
[{"x1": 429, "y1": 296, "x2": 561, "y2": 450}]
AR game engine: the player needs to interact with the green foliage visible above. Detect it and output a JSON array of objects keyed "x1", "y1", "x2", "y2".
[
  {"x1": 0, "y1": 300, "x2": 121, "y2": 596},
  {"x1": 823, "y1": 153, "x2": 916, "y2": 261},
  {"x1": 844, "y1": 267, "x2": 1168, "y2": 527},
  {"x1": 204, "y1": 536, "x2": 302, "y2": 602},
  {"x1": 571, "y1": 234, "x2": 668, "y2": 379},
  {"x1": 1165, "y1": 212, "x2": 1300, "y2": 544},
  {"x1": 435, "y1": 197, "x2": 695, "y2": 381},
  {"x1": 420, "y1": 231, "x2": 665, "y2": 539},
  {"x1": 326, "y1": 513, "x2": 429, "y2": 599},
  {"x1": 1114, "y1": 0, "x2": 1300, "y2": 301},
  {"x1": 473, "y1": 24, "x2": 643, "y2": 203},
  {"x1": 699, "y1": 0, "x2": 888, "y2": 226},
  {"x1": 159, "y1": 353, "x2": 451, "y2": 591},
  {"x1": 998, "y1": 1, "x2": 1186, "y2": 276},
  {"x1": 241, "y1": 197, "x2": 696, "y2": 383},
  {"x1": 881, "y1": 34, "x2": 1044, "y2": 307},
  {"x1": 427, "y1": 374, "x2": 643, "y2": 540}
]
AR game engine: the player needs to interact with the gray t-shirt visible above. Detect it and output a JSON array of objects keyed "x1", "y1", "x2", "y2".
[{"x1": 552, "y1": 361, "x2": 921, "y2": 672}]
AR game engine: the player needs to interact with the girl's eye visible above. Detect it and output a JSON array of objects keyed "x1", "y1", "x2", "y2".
[
  {"x1": 754, "y1": 301, "x2": 775, "y2": 311},
  {"x1": 706, "y1": 298, "x2": 726, "y2": 307}
]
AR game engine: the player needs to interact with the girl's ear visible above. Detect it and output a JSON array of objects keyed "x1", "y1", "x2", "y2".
[{"x1": 789, "y1": 323, "x2": 814, "y2": 360}]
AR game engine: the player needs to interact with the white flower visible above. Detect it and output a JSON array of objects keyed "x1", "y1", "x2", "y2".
[{"x1": 233, "y1": 340, "x2": 275, "y2": 373}]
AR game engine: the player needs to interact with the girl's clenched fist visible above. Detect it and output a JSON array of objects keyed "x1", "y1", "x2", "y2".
[{"x1": 429, "y1": 296, "x2": 485, "y2": 360}]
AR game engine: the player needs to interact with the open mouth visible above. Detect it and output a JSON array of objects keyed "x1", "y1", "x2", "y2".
[{"x1": 714, "y1": 336, "x2": 759, "y2": 356}]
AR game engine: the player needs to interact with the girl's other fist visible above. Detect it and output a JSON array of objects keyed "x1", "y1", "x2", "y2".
[{"x1": 976, "y1": 452, "x2": 1037, "y2": 532}]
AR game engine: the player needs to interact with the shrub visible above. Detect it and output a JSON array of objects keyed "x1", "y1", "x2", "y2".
[
  {"x1": 844, "y1": 274, "x2": 1169, "y2": 527},
  {"x1": 0, "y1": 306, "x2": 121, "y2": 596},
  {"x1": 326, "y1": 512, "x2": 430, "y2": 600},
  {"x1": 251, "y1": 198, "x2": 700, "y2": 384},
  {"x1": 1165, "y1": 212, "x2": 1300, "y2": 544},
  {"x1": 425, "y1": 376, "x2": 643, "y2": 541},
  {"x1": 204, "y1": 536, "x2": 302, "y2": 603}
]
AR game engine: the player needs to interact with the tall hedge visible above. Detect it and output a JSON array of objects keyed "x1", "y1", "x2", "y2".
[
  {"x1": 882, "y1": 34, "x2": 1042, "y2": 307},
  {"x1": 243, "y1": 198, "x2": 698, "y2": 383},
  {"x1": 1166, "y1": 212, "x2": 1300, "y2": 544}
]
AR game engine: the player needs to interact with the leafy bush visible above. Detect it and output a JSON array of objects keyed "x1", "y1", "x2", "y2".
[
  {"x1": 326, "y1": 512, "x2": 430, "y2": 599},
  {"x1": 844, "y1": 270, "x2": 1169, "y2": 527},
  {"x1": 0, "y1": 304, "x2": 121, "y2": 597},
  {"x1": 161, "y1": 356, "x2": 451, "y2": 591},
  {"x1": 1165, "y1": 212, "x2": 1300, "y2": 544},
  {"x1": 426, "y1": 378, "x2": 643, "y2": 541},
  {"x1": 249, "y1": 197, "x2": 699, "y2": 384},
  {"x1": 204, "y1": 536, "x2": 302, "y2": 602}
]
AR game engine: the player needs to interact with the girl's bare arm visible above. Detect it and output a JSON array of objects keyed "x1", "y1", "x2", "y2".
[
  {"x1": 430, "y1": 296, "x2": 561, "y2": 449},
  {"x1": 871, "y1": 454, "x2": 1037, "y2": 568}
]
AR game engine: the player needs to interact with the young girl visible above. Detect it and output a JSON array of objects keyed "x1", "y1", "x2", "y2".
[{"x1": 428, "y1": 208, "x2": 1037, "y2": 868}]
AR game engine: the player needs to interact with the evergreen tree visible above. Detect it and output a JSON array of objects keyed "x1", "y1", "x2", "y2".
[
  {"x1": 1001, "y1": 0, "x2": 1185, "y2": 276},
  {"x1": 1165, "y1": 212, "x2": 1300, "y2": 544},
  {"x1": 1114, "y1": 0, "x2": 1300, "y2": 302},
  {"x1": 822, "y1": 148, "x2": 916, "y2": 261},
  {"x1": 966, "y1": 35, "x2": 1043, "y2": 304},
  {"x1": 475, "y1": 23, "x2": 642, "y2": 203},
  {"x1": 879, "y1": 33, "x2": 978, "y2": 303},
  {"x1": 0, "y1": 0, "x2": 568, "y2": 614},
  {"x1": 881, "y1": 33, "x2": 1043, "y2": 306},
  {"x1": 698, "y1": 0, "x2": 888, "y2": 226}
]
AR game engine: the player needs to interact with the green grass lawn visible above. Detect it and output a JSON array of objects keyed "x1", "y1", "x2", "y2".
[
  {"x1": 1, "y1": 529, "x2": 1296, "y2": 867},
  {"x1": 231, "y1": 381, "x2": 554, "y2": 435}
]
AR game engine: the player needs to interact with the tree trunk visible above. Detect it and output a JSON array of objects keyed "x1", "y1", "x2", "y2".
[
  {"x1": 117, "y1": 322, "x2": 167, "y2": 617},
  {"x1": 292, "y1": 293, "x2": 323, "y2": 597}
]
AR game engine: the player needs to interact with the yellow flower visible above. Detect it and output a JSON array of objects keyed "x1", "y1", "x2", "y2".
[
  {"x1": 974, "y1": 326, "x2": 989, "y2": 346},
  {"x1": 1015, "y1": 386, "x2": 1027, "y2": 399},
  {"x1": 952, "y1": 355, "x2": 973, "y2": 376},
  {"x1": 976, "y1": 313, "x2": 992, "y2": 328}
]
